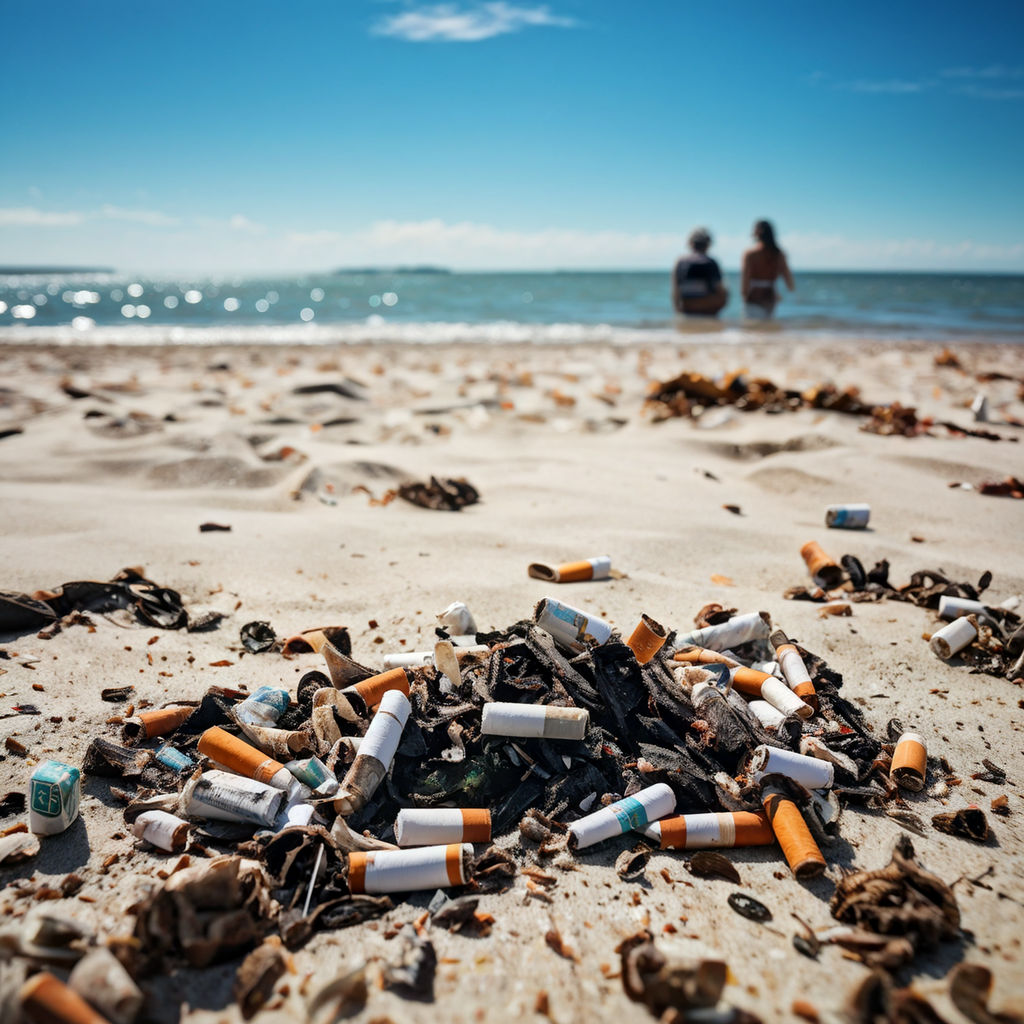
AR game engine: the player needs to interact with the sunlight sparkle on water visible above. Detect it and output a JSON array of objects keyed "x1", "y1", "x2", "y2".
[
  {"x1": 11, "y1": 305, "x2": 36, "y2": 319},
  {"x1": 184, "y1": 290, "x2": 202, "y2": 304},
  {"x1": 255, "y1": 299, "x2": 269, "y2": 313},
  {"x1": 223, "y1": 297, "x2": 240, "y2": 311},
  {"x1": 121, "y1": 305, "x2": 136, "y2": 318},
  {"x1": 136, "y1": 305, "x2": 151, "y2": 319},
  {"x1": 127, "y1": 283, "x2": 144, "y2": 298},
  {"x1": 382, "y1": 292, "x2": 398, "y2": 307},
  {"x1": 72, "y1": 316, "x2": 94, "y2": 330},
  {"x1": 299, "y1": 307, "x2": 314, "y2": 322},
  {"x1": 368, "y1": 295, "x2": 381, "y2": 307},
  {"x1": 164, "y1": 295, "x2": 179, "y2": 309},
  {"x1": 310, "y1": 288, "x2": 324, "y2": 302}
]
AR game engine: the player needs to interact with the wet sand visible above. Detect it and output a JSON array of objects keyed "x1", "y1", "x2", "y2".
[{"x1": 1, "y1": 337, "x2": 1023, "y2": 1023}]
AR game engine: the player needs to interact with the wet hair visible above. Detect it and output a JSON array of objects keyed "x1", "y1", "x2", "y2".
[
  {"x1": 753, "y1": 220, "x2": 779, "y2": 254},
  {"x1": 689, "y1": 227, "x2": 711, "y2": 253}
]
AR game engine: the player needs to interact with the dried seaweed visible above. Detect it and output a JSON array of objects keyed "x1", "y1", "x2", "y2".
[
  {"x1": 398, "y1": 476, "x2": 480, "y2": 511},
  {"x1": 829, "y1": 836, "x2": 960, "y2": 969}
]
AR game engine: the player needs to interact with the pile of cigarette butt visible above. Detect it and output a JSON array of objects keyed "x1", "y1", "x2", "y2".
[{"x1": 3, "y1": 562, "x2": 1014, "y2": 1024}]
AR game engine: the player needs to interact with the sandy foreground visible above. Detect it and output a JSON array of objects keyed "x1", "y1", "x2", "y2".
[{"x1": 1, "y1": 336, "x2": 1023, "y2": 1024}]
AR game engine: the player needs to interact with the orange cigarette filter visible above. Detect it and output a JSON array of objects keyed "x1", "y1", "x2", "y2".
[
  {"x1": 136, "y1": 706, "x2": 194, "y2": 739},
  {"x1": 352, "y1": 668, "x2": 410, "y2": 709},
  {"x1": 20, "y1": 972, "x2": 113, "y2": 1024},
  {"x1": 729, "y1": 666, "x2": 773, "y2": 699},
  {"x1": 890, "y1": 733, "x2": 927, "y2": 792},
  {"x1": 626, "y1": 614, "x2": 667, "y2": 665},
  {"x1": 197, "y1": 726, "x2": 286, "y2": 786},
  {"x1": 800, "y1": 541, "x2": 843, "y2": 589},
  {"x1": 460, "y1": 808, "x2": 492, "y2": 843},
  {"x1": 762, "y1": 789, "x2": 826, "y2": 880},
  {"x1": 527, "y1": 561, "x2": 591, "y2": 582}
]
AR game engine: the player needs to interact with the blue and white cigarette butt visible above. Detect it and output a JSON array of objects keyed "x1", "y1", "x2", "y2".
[{"x1": 568, "y1": 783, "x2": 675, "y2": 850}]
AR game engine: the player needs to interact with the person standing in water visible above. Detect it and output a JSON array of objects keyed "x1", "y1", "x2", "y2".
[
  {"x1": 672, "y1": 227, "x2": 729, "y2": 316},
  {"x1": 741, "y1": 219, "x2": 794, "y2": 319}
]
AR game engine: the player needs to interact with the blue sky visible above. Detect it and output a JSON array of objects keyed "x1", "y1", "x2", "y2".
[{"x1": 2, "y1": 0, "x2": 1023, "y2": 272}]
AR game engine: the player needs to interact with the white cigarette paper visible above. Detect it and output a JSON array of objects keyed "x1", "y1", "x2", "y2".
[
  {"x1": 569, "y1": 783, "x2": 675, "y2": 849},
  {"x1": 394, "y1": 808, "x2": 490, "y2": 847},
  {"x1": 747, "y1": 700, "x2": 787, "y2": 729},
  {"x1": 382, "y1": 651, "x2": 435, "y2": 669},
  {"x1": 184, "y1": 770, "x2": 285, "y2": 827},
  {"x1": 131, "y1": 810, "x2": 190, "y2": 852},
  {"x1": 481, "y1": 702, "x2": 589, "y2": 741},
  {"x1": 675, "y1": 612, "x2": 770, "y2": 652},
  {"x1": 929, "y1": 617, "x2": 977, "y2": 659},
  {"x1": 937, "y1": 596, "x2": 988, "y2": 621},
  {"x1": 349, "y1": 843, "x2": 471, "y2": 893},
  {"x1": 335, "y1": 690, "x2": 411, "y2": 815},
  {"x1": 748, "y1": 745, "x2": 834, "y2": 789},
  {"x1": 641, "y1": 812, "x2": 757, "y2": 849},
  {"x1": 535, "y1": 597, "x2": 613, "y2": 651},
  {"x1": 756, "y1": 676, "x2": 811, "y2": 719}
]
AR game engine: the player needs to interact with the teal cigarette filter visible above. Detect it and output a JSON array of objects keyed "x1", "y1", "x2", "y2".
[
  {"x1": 154, "y1": 745, "x2": 194, "y2": 773},
  {"x1": 29, "y1": 760, "x2": 81, "y2": 835}
]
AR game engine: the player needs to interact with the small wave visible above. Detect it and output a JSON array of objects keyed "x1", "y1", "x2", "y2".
[{"x1": 0, "y1": 316, "x2": 1017, "y2": 348}]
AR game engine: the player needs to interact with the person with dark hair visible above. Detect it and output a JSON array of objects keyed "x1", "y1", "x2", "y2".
[
  {"x1": 741, "y1": 219, "x2": 794, "y2": 319},
  {"x1": 672, "y1": 227, "x2": 729, "y2": 316}
]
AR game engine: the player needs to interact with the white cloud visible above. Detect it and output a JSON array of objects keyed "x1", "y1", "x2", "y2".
[
  {"x1": 942, "y1": 65, "x2": 1024, "y2": 80},
  {"x1": 228, "y1": 214, "x2": 266, "y2": 233},
  {"x1": 951, "y1": 83, "x2": 1024, "y2": 101},
  {"x1": 372, "y1": 2, "x2": 575, "y2": 42},
  {"x1": 99, "y1": 204, "x2": 180, "y2": 226},
  {"x1": 844, "y1": 78, "x2": 931, "y2": 94},
  {"x1": 0, "y1": 206, "x2": 84, "y2": 226}
]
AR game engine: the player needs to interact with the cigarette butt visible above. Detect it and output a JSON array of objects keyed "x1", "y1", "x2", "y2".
[
  {"x1": 348, "y1": 843, "x2": 471, "y2": 894},
  {"x1": 346, "y1": 668, "x2": 410, "y2": 710},
  {"x1": 395, "y1": 808, "x2": 492, "y2": 846},
  {"x1": 890, "y1": 732, "x2": 927, "y2": 792},
  {"x1": 769, "y1": 633, "x2": 819, "y2": 712},
  {"x1": 569, "y1": 783, "x2": 675, "y2": 850},
  {"x1": 528, "y1": 556, "x2": 612, "y2": 583},
  {"x1": 748, "y1": 745, "x2": 834, "y2": 789},
  {"x1": 625, "y1": 614, "x2": 667, "y2": 665},
  {"x1": 642, "y1": 811, "x2": 773, "y2": 849},
  {"x1": 673, "y1": 647, "x2": 740, "y2": 668},
  {"x1": 825, "y1": 504, "x2": 870, "y2": 529},
  {"x1": 197, "y1": 726, "x2": 292, "y2": 791},
  {"x1": 799, "y1": 541, "x2": 843, "y2": 590},
  {"x1": 938, "y1": 596, "x2": 989, "y2": 621},
  {"x1": 674, "y1": 611, "x2": 771, "y2": 653},
  {"x1": 929, "y1": 617, "x2": 977, "y2": 660},
  {"x1": 20, "y1": 972, "x2": 113, "y2": 1024},
  {"x1": 762, "y1": 787, "x2": 826, "y2": 880},
  {"x1": 334, "y1": 690, "x2": 410, "y2": 815},
  {"x1": 130, "y1": 810, "x2": 190, "y2": 852},
  {"x1": 130, "y1": 706, "x2": 193, "y2": 740},
  {"x1": 534, "y1": 596, "x2": 613, "y2": 651},
  {"x1": 481, "y1": 702, "x2": 589, "y2": 741},
  {"x1": 184, "y1": 769, "x2": 285, "y2": 827},
  {"x1": 747, "y1": 700, "x2": 787, "y2": 729},
  {"x1": 729, "y1": 666, "x2": 774, "y2": 699}
]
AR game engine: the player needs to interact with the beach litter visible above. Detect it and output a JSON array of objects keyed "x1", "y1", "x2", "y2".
[{"x1": 2, "y1": 584, "x2": 1003, "y2": 1022}]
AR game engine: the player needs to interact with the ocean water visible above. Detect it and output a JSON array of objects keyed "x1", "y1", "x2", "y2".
[{"x1": 1, "y1": 269, "x2": 1022, "y2": 345}]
